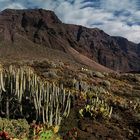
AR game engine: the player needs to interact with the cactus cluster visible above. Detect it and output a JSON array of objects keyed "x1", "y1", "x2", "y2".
[
  {"x1": 0, "y1": 64, "x2": 71, "y2": 126},
  {"x1": 79, "y1": 97, "x2": 113, "y2": 119}
]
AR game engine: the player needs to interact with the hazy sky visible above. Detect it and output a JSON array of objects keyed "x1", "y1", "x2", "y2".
[{"x1": 0, "y1": 0, "x2": 140, "y2": 43}]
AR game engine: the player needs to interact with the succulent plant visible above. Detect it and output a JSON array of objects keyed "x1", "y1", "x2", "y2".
[
  {"x1": 79, "y1": 97, "x2": 113, "y2": 120},
  {"x1": 0, "y1": 64, "x2": 72, "y2": 127}
]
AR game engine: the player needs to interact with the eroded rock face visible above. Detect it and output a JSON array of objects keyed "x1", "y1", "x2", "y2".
[{"x1": 0, "y1": 9, "x2": 140, "y2": 72}]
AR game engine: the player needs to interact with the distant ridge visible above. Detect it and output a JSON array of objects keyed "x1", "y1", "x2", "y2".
[{"x1": 0, "y1": 9, "x2": 140, "y2": 72}]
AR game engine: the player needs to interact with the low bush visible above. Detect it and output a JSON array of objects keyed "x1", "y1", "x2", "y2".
[
  {"x1": 93, "y1": 71, "x2": 105, "y2": 78},
  {"x1": 0, "y1": 118, "x2": 62, "y2": 140},
  {"x1": 0, "y1": 118, "x2": 29, "y2": 139},
  {"x1": 101, "y1": 80, "x2": 111, "y2": 89}
]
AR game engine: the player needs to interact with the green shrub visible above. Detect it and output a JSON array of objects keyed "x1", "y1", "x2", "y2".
[
  {"x1": 101, "y1": 80, "x2": 111, "y2": 89},
  {"x1": 30, "y1": 123, "x2": 61, "y2": 140},
  {"x1": 0, "y1": 118, "x2": 29, "y2": 139},
  {"x1": 92, "y1": 86, "x2": 106, "y2": 95},
  {"x1": 0, "y1": 118, "x2": 62, "y2": 139},
  {"x1": 133, "y1": 113, "x2": 140, "y2": 121},
  {"x1": 93, "y1": 71, "x2": 105, "y2": 78},
  {"x1": 134, "y1": 75, "x2": 140, "y2": 82},
  {"x1": 44, "y1": 70, "x2": 58, "y2": 78}
]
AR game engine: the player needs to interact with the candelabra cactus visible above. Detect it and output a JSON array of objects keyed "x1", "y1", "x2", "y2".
[
  {"x1": 0, "y1": 63, "x2": 72, "y2": 126},
  {"x1": 79, "y1": 97, "x2": 113, "y2": 120}
]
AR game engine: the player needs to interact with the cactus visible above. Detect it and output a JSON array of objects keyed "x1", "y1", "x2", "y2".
[
  {"x1": 0, "y1": 63, "x2": 72, "y2": 127},
  {"x1": 79, "y1": 97, "x2": 113, "y2": 120},
  {"x1": 0, "y1": 71, "x2": 6, "y2": 92},
  {"x1": 108, "y1": 106, "x2": 113, "y2": 118}
]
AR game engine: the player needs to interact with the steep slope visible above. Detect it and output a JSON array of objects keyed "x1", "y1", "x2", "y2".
[{"x1": 0, "y1": 9, "x2": 140, "y2": 72}]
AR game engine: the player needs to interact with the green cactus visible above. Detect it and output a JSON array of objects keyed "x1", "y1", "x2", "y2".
[
  {"x1": 79, "y1": 97, "x2": 113, "y2": 120},
  {"x1": 0, "y1": 64, "x2": 72, "y2": 127}
]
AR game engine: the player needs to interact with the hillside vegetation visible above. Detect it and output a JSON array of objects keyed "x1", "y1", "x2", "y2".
[{"x1": 0, "y1": 60, "x2": 140, "y2": 139}]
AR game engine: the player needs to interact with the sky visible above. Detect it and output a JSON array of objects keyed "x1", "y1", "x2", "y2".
[{"x1": 0, "y1": 0, "x2": 140, "y2": 43}]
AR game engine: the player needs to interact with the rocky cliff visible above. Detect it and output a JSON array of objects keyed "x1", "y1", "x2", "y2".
[{"x1": 0, "y1": 9, "x2": 140, "y2": 72}]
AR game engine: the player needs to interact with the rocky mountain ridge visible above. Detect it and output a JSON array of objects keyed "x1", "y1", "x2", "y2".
[{"x1": 0, "y1": 9, "x2": 140, "y2": 72}]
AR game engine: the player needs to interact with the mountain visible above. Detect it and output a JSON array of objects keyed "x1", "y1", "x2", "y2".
[{"x1": 0, "y1": 9, "x2": 140, "y2": 72}]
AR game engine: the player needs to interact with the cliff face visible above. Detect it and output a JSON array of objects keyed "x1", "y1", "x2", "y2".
[{"x1": 0, "y1": 9, "x2": 140, "y2": 72}]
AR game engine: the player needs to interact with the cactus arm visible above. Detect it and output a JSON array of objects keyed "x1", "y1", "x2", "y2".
[{"x1": 0, "y1": 71, "x2": 6, "y2": 92}]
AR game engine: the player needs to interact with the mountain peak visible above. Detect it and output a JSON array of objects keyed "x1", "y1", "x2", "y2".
[
  {"x1": 0, "y1": 9, "x2": 140, "y2": 72},
  {"x1": 0, "y1": 8, "x2": 62, "y2": 24}
]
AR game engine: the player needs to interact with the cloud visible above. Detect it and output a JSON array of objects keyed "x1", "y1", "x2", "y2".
[
  {"x1": 97, "y1": 20, "x2": 140, "y2": 43},
  {"x1": 101, "y1": 0, "x2": 138, "y2": 11},
  {"x1": 0, "y1": 0, "x2": 139, "y2": 43},
  {"x1": 0, "y1": 0, "x2": 25, "y2": 10},
  {"x1": 0, "y1": 0, "x2": 9, "y2": 2},
  {"x1": 3, "y1": 3, "x2": 25, "y2": 10}
]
